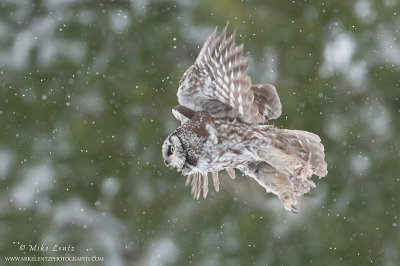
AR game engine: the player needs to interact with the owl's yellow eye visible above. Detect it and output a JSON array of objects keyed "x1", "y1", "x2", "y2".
[{"x1": 170, "y1": 146, "x2": 175, "y2": 154}]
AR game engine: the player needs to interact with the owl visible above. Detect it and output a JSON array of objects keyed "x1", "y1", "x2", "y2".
[{"x1": 162, "y1": 25, "x2": 327, "y2": 212}]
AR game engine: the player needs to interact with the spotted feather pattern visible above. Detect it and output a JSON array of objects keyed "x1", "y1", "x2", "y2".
[
  {"x1": 177, "y1": 24, "x2": 281, "y2": 124},
  {"x1": 196, "y1": 25, "x2": 260, "y2": 120}
]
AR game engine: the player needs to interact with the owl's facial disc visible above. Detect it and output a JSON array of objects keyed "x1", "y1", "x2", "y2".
[{"x1": 162, "y1": 134, "x2": 186, "y2": 172}]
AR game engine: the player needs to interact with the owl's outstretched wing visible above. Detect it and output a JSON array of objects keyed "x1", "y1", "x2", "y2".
[{"x1": 177, "y1": 24, "x2": 281, "y2": 123}]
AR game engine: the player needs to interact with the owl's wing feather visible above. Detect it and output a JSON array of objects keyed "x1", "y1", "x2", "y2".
[
  {"x1": 183, "y1": 111, "x2": 218, "y2": 144},
  {"x1": 190, "y1": 173, "x2": 202, "y2": 200},
  {"x1": 251, "y1": 84, "x2": 282, "y2": 121},
  {"x1": 187, "y1": 171, "x2": 219, "y2": 200},
  {"x1": 178, "y1": 24, "x2": 277, "y2": 123},
  {"x1": 196, "y1": 24, "x2": 262, "y2": 122},
  {"x1": 226, "y1": 168, "x2": 236, "y2": 179},
  {"x1": 202, "y1": 173, "x2": 209, "y2": 198},
  {"x1": 172, "y1": 105, "x2": 195, "y2": 124},
  {"x1": 211, "y1": 172, "x2": 220, "y2": 192},
  {"x1": 185, "y1": 174, "x2": 192, "y2": 187}
]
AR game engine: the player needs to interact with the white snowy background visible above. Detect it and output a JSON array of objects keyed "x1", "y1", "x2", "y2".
[{"x1": 0, "y1": 0, "x2": 399, "y2": 265}]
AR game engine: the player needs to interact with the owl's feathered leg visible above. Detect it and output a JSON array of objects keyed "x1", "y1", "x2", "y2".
[{"x1": 243, "y1": 161, "x2": 298, "y2": 213}]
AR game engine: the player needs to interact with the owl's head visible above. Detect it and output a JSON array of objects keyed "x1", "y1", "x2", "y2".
[{"x1": 162, "y1": 134, "x2": 186, "y2": 172}]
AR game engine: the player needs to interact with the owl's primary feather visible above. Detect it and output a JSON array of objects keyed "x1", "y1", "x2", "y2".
[
  {"x1": 176, "y1": 24, "x2": 281, "y2": 124},
  {"x1": 163, "y1": 25, "x2": 327, "y2": 212}
]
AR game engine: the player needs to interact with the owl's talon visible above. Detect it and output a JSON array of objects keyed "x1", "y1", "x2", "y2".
[
  {"x1": 280, "y1": 192, "x2": 297, "y2": 213},
  {"x1": 291, "y1": 205, "x2": 298, "y2": 214}
]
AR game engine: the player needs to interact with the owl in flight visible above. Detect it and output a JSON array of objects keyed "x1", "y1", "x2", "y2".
[{"x1": 162, "y1": 25, "x2": 327, "y2": 212}]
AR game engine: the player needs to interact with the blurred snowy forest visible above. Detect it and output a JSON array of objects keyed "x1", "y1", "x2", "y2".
[{"x1": 0, "y1": 0, "x2": 399, "y2": 265}]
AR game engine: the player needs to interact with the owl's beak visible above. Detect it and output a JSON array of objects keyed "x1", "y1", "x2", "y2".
[{"x1": 164, "y1": 159, "x2": 170, "y2": 166}]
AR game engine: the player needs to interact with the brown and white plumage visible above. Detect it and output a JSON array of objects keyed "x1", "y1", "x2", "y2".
[
  {"x1": 177, "y1": 25, "x2": 281, "y2": 123},
  {"x1": 162, "y1": 25, "x2": 327, "y2": 212}
]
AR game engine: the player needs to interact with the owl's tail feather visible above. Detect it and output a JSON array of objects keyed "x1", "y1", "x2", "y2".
[{"x1": 270, "y1": 129, "x2": 328, "y2": 178}]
